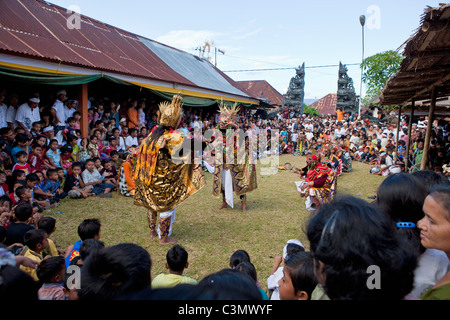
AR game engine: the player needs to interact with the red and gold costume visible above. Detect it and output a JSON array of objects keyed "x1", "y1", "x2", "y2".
[{"x1": 134, "y1": 95, "x2": 205, "y2": 243}]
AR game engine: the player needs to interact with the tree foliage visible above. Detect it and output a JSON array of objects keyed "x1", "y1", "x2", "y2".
[
  {"x1": 361, "y1": 50, "x2": 404, "y2": 107},
  {"x1": 303, "y1": 104, "x2": 320, "y2": 117}
]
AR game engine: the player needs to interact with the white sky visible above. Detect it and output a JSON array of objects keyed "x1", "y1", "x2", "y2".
[{"x1": 49, "y1": 0, "x2": 443, "y2": 101}]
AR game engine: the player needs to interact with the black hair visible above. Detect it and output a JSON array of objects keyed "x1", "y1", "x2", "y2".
[
  {"x1": 78, "y1": 243, "x2": 152, "y2": 300},
  {"x1": 234, "y1": 261, "x2": 258, "y2": 283},
  {"x1": 110, "y1": 150, "x2": 119, "y2": 157},
  {"x1": 77, "y1": 218, "x2": 101, "y2": 241},
  {"x1": 166, "y1": 244, "x2": 188, "y2": 272},
  {"x1": 229, "y1": 249, "x2": 251, "y2": 268},
  {"x1": 306, "y1": 195, "x2": 418, "y2": 300},
  {"x1": 26, "y1": 173, "x2": 40, "y2": 183},
  {"x1": 376, "y1": 173, "x2": 428, "y2": 254},
  {"x1": 0, "y1": 264, "x2": 38, "y2": 300},
  {"x1": 15, "y1": 186, "x2": 30, "y2": 199},
  {"x1": 71, "y1": 162, "x2": 83, "y2": 169},
  {"x1": 15, "y1": 133, "x2": 28, "y2": 144},
  {"x1": 36, "y1": 256, "x2": 65, "y2": 284},
  {"x1": 428, "y1": 182, "x2": 450, "y2": 221},
  {"x1": 285, "y1": 243, "x2": 305, "y2": 257},
  {"x1": 24, "y1": 229, "x2": 47, "y2": 251},
  {"x1": 411, "y1": 170, "x2": 448, "y2": 193},
  {"x1": 195, "y1": 268, "x2": 262, "y2": 300},
  {"x1": 12, "y1": 170, "x2": 25, "y2": 181},
  {"x1": 46, "y1": 169, "x2": 59, "y2": 178},
  {"x1": 79, "y1": 239, "x2": 105, "y2": 260},
  {"x1": 284, "y1": 251, "x2": 317, "y2": 300},
  {"x1": 37, "y1": 216, "x2": 56, "y2": 234},
  {"x1": 15, "y1": 150, "x2": 27, "y2": 159},
  {"x1": 14, "y1": 203, "x2": 33, "y2": 222},
  {"x1": 85, "y1": 159, "x2": 95, "y2": 165}
]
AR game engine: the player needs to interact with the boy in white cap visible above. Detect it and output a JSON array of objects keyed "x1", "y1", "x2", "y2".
[{"x1": 51, "y1": 90, "x2": 67, "y2": 135}]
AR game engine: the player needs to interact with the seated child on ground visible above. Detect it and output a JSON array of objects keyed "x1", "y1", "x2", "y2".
[
  {"x1": 20, "y1": 228, "x2": 48, "y2": 281},
  {"x1": 151, "y1": 244, "x2": 197, "y2": 289},
  {"x1": 36, "y1": 256, "x2": 67, "y2": 300}
]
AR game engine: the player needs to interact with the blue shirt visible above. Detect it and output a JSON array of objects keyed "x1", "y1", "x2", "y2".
[
  {"x1": 46, "y1": 149, "x2": 61, "y2": 167},
  {"x1": 42, "y1": 179, "x2": 61, "y2": 194}
]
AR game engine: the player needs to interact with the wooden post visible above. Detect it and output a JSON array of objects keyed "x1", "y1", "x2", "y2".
[
  {"x1": 396, "y1": 105, "x2": 401, "y2": 153},
  {"x1": 420, "y1": 87, "x2": 436, "y2": 170},
  {"x1": 405, "y1": 100, "x2": 415, "y2": 170},
  {"x1": 78, "y1": 83, "x2": 89, "y2": 138}
]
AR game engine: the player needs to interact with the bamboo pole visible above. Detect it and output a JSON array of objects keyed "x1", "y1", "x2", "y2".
[
  {"x1": 405, "y1": 100, "x2": 415, "y2": 170},
  {"x1": 420, "y1": 87, "x2": 437, "y2": 170}
]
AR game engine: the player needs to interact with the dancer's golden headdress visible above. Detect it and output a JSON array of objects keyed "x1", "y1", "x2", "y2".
[
  {"x1": 158, "y1": 94, "x2": 184, "y2": 128},
  {"x1": 218, "y1": 100, "x2": 240, "y2": 129}
]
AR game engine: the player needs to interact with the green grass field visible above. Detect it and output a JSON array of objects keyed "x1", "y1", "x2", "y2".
[{"x1": 50, "y1": 155, "x2": 385, "y2": 292}]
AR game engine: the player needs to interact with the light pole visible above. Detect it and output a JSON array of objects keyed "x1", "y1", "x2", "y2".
[{"x1": 359, "y1": 15, "x2": 365, "y2": 119}]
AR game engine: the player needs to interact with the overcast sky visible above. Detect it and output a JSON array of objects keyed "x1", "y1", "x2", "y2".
[{"x1": 50, "y1": 0, "x2": 443, "y2": 101}]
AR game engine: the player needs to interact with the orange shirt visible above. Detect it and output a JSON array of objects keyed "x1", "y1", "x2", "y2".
[
  {"x1": 336, "y1": 109, "x2": 344, "y2": 122},
  {"x1": 127, "y1": 108, "x2": 139, "y2": 129}
]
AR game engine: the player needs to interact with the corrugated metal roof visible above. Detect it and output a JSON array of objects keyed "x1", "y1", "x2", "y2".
[
  {"x1": 0, "y1": 0, "x2": 253, "y2": 101},
  {"x1": 237, "y1": 80, "x2": 283, "y2": 106}
]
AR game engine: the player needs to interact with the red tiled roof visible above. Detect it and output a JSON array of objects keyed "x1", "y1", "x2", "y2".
[
  {"x1": 311, "y1": 93, "x2": 337, "y2": 115},
  {"x1": 237, "y1": 80, "x2": 283, "y2": 106}
]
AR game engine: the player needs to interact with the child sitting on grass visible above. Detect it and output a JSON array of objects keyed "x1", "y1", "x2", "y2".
[
  {"x1": 20, "y1": 228, "x2": 48, "y2": 281},
  {"x1": 151, "y1": 244, "x2": 197, "y2": 289},
  {"x1": 36, "y1": 256, "x2": 67, "y2": 300}
]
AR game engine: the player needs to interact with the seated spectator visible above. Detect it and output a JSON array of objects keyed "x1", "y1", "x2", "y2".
[
  {"x1": 38, "y1": 216, "x2": 62, "y2": 257},
  {"x1": 12, "y1": 151, "x2": 32, "y2": 176},
  {"x1": 45, "y1": 139, "x2": 62, "y2": 169},
  {"x1": 4, "y1": 202, "x2": 34, "y2": 246},
  {"x1": 36, "y1": 256, "x2": 66, "y2": 300},
  {"x1": 78, "y1": 243, "x2": 151, "y2": 300},
  {"x1": 64, "y1": 218, "x2": 102, "y2": 268},
  {"x1": 42, "y1": 169, "x2": 67, "y2": 205},
  {"x1": 65, "y1": 162, "x2": 92, "y2": 199},
  {"x1": 235, "y1": 261, "x2": 269, "y2": 300},
  {"x1": 81, "y1": 159, "x2": 114, "y2": 197},
  {"x1": 418, "y1": 183, "x2": 450, "y2": 300},
  {"x1": 152, "y1": 244, "x2": 197, "y2": 289},
  {"x1": 20, "y1": 228, "x2": 48, "y2": 281},
  {"x1": 100, "y1": 159, "x2": 117, "y2": 186},
  {"x1": 277, "y1": 251, "x2": 317, "y2": 300},
  {"x1": 306, "y1": 195, "x2": 419, "y2": 300}
]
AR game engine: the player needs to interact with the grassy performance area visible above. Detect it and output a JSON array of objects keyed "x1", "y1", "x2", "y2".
[{"x1": 50, "y1": 154, "x2": 385, "y2": 292}]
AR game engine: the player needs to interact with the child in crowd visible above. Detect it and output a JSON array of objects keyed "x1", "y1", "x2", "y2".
[
  {"x1": 152, "y1": 244, "x2": 197, "y2": 289},
  {"x1": 0, "y1": 171, "x2": 8, "y2": 196},
  {"x1": 109, "y1": 150, "x2": 123, "y2": 171},
  {"x1": 36, "y1": 256, "x2": 67, "y2": 300},
  {"x1": 57, "y1": 168, "x2": 66, "y2": 191},
  {"x1": 100, "y1": 159, "x2": 118, "y2": 186},
  {"x1": 64, "y1": 218, "x2": 102, "y2": 268},
  {"x1": 64, "y1": 162, "x2": 92, "y2": 199},
  {"x1": 26, "y1": 173, "x2": 50, "y2": 211},
  {"x1": 68, "y1": 238, "x2": 105, "y2": 268},
  {"x1": 45, "y1": 139, "x2": 62, "y2": 169},
  {"x1": 12, "y1": 151, "x2": 32, "y2": 175},
  {"x1": 78, "y1": 137, "x2": 90, "y2": 163},
  {"x1": 81, "y1": 159, "x2": 114, "y2": 197},
  {"x1": 267, "y1": 239, "x2": 305, "y2": 300},
  {"x1": 60, "y1": 145, "x2": 73, "y2": 170},
  {"x1": 4, "y1": 202, "x2": 34, "y2": 246},
  {"x1": 278, "y1": 251, "x2": 317, "y2": 300},
  {"x1": 20, "y1": 228, "x2": 48, "y2": 281},
  {"x1": 235, "y1": 261, "x2": 269, "y2": 300},
  {"x1": 229, "y1": 249, "x2": 251, "y2": 269},
  {"x1": 11, "y1": 133, "x2": 31, "y2": 164},
  {"x1": 42, "y1": 169, "x2": 67, "y2": 205},
  {"x1": 0, "y1": 195, "x2": 12, "y2": 229},
  {"x1": 38, "y1": 216, "x2": 63, "y2": 257},
  {"x1": 87, "y1": 136, "x2": 99, "y2": 159},
  {"x1": 28, "y1": 144, "x2": 47, "y2": 172}
]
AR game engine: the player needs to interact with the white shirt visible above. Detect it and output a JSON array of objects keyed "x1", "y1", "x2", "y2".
[
  {"x1": 409, "y1": 249, "x2": 450, "y2": 299},
  {"x1": 52, "y1": 99, "x2": 66, "y2": 126},
  {"x1": 15, "y1": 102, "x2": 41, "y2": 131},
  {"x1": 291, "y1": 133, "x2": 299, "y2": 142},
  {"x1": 6, "y1": 105, "x2": 18, "y2": 128},
  {"x1": 0, "y1": 103, "x2": 8, "y2": 129},
  {"x1": 64, "y1": 105, "x2": 76, "y2": 121},
  {"x1": 125, "y1": 135, "x2": 138, "y2": 148}
]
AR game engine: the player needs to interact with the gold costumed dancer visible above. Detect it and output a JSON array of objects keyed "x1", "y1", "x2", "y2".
[
  {"x1": 134, "y1": 95, "x2": 205, "y2": 244},
  {"x1": 212, "y1": 101, "x2": 257, "y2": 212}
]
